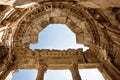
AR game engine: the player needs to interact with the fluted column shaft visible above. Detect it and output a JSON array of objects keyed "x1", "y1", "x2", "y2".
[
  {"x1": 69, "y1": 63, "x2": 82, "y2": 80},
  {"x1": 36, "y1": 65, "x2": 47, "y2": 80}
]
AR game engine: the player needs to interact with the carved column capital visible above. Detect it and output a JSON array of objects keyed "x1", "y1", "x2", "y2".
[
  {"x1": 38, "y1": 64, "x2": 48, "y2": 72},
  {"x1": 69, "y1": 63, "x2": 78, "y2": 71}
]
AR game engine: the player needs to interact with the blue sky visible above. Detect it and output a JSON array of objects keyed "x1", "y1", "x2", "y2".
[
  {"x1": 11, "y1": 24, "x2": 104, "y2": 80},
  {"x1": 12, "y1": 70, "x2": 37, "y2": 80},
  {"x1": 30, "y1": 24, "x2": 89, "y2": 51},
  {"x1": 12, "y1": 69, "x2": 105, "y2": 80}
]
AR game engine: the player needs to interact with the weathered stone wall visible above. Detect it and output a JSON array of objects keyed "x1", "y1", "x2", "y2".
[{"x1": 0, "y1": 0, "x2": 120, "y2": 80}]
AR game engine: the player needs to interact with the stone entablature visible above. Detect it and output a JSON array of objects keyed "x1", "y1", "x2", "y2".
[
  {"x1": 12, "y1": 48, "x2": 100, "y2": 69},
  {"x1": 34, "y1": 49, "x2": 83, "y2": 57},
  {"x1": 0, "y1": 0, "x2": 120, "y2": 80}
]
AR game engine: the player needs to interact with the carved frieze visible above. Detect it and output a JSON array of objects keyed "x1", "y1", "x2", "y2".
[{"x1": 0, "y1": 1, "x2": 120, "y2": 79}]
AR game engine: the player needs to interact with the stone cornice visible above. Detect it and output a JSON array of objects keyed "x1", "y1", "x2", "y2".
[{"x1": 34, "y1": 49, "x2": 83, "y2": 57}]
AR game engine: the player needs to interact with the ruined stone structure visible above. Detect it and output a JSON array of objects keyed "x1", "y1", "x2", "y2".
[{"x1": 0, "y1": 0, "x2": 120, "y2": 80}]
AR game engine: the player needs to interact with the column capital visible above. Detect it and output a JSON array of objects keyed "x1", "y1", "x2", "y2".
[
  {"x1": 38, "y1": 64, "x2": 48, "y2": 72},
  {"x1": 69, "y1": 63, "x2": 78, "y2": 71}
]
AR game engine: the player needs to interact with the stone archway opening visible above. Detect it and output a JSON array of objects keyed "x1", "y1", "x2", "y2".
[{"x1": 29, "y1": 24, "x2": 89, "y2": 51}]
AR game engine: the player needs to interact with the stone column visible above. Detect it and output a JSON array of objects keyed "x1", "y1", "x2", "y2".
[
  {"x1": 102, "y1": 63, "x2": 120, "y2": 80},
  {"x1": 0, "y1": 64, "x2": 14, "y2": 80},
  {"x1": 69, "y1": 63, "x2": 82, "y2": 80},
  {"x1": 36, "y1": 64, "x2": 47, "y2": 80}
]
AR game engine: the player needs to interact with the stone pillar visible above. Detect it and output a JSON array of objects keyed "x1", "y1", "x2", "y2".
[
  {"x1": 5, "y1": 70, "x2": 15, "y2": 80},
  {"x1": 69, "y1": 63, "x2": 82, "y2": 80},
  {"x1": 102, "y1": 63, "x2": 120, "y2": 80},
  {"x1": 36, "y1": 64, "x2": 47, "y2": 80},
  {"x1": 0, "y1": 64, "x2": 14, "y2": 80}
]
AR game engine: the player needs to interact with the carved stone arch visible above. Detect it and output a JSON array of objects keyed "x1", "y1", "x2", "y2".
[
  {"x1": 85, "y1": 18, "x2": 100, "y2": 44},
  {"x1": 13, "y1": 3, "x2": 100, "y2": 48},
  {"x1": 27, "y1": 9, "x2": 93, "y2": 46},
  {"x1": 23, "y1": 14, "x2": 86, "y2": 44},
  {"x1": 0, "y1": 1, "x2": 120, "y2": 80}
]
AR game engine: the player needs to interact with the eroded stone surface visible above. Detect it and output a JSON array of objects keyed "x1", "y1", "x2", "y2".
[{"x1": 0, "y1": 0, "x2": 120, "y2": 80}]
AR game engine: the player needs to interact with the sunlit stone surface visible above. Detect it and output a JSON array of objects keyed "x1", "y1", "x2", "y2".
[{"x1": 0, "y1": 0, "x2": 120, "y2": 80}]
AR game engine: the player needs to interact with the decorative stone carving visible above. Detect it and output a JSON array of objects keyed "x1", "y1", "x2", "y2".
[
  {"x1": 0, "y1": 0, "x2": 120, "y2": 80},
  {"x1": 34, "y1": 49, "x2": 83, "y2": 57}
]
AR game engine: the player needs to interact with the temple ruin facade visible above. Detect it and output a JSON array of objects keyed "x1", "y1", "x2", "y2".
[{"x1": 0, "y1": 0, "x2": 120, "y2": 80}]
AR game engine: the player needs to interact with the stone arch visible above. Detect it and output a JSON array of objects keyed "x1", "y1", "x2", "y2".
[
  {"x1": 12, "y1": 2, "x2": 100, "y2": 48},
  {"x1": 0, "y1": 1, "x2": 120, "y2": 80},
  {"x1": 26, "y1": 10, "x2": 92, "y2": 45}
]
